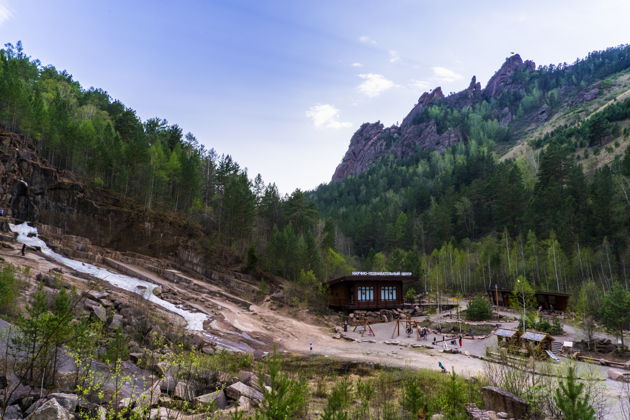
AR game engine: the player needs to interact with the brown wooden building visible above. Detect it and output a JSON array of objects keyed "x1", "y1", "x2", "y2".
[
  {"x1": 327, "y1": 272, "x2": 417, "y2": 310},
  {"x1": 487, "y1": 289, "x2": 570, "y2": 312}
]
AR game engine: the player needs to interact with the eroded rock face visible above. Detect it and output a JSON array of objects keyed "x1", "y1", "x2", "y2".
[
  {"x1": 484, "y1": 54, "x2": 535, "y2": 99},
  {"x1": 0, "y1": 132, "x2": 237, "y2": 276}
]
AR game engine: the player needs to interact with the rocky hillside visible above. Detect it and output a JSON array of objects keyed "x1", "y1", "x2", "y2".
[
  {"x1": 0, "y1": 130, "x2": 243, "y2": 276},
  {"x1": 332, "y1": 47, "x2": 630, "y2": 182}
]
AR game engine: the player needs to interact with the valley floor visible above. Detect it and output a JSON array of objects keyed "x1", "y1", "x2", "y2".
[{"x1": 2, "y1": 226, "x2": 629, "y2": 418}]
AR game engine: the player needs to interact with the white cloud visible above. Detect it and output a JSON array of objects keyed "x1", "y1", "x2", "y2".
[
  {"x1": 432, "y1": 66, "x2": 463, "y2": 83},
  {"x1": 351, "y1": 62, "x2": 363, "y2": 68},
  {"x1": 306, "y1": 104, "x2": 352, "y2": 129},
  {"x1": 358, "y1": 35, "x2": 377, "y2": 46},
  {"x1": 357, "y1": 73, "x2": 395, "y2": 97},
  {"x1": 409, "y1": 79, "x2": 430, "y2": 90},
  {"x1": 388, "y1": 50, "x2": 400, "y2": 63},
  {"x1": 0, "y1": 1, "x2": 12, "y2": 25}
]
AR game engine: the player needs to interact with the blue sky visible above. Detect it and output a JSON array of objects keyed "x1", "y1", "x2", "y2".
[{"x1": 1, "y1": 0, "x2": 629, "y2": 193}]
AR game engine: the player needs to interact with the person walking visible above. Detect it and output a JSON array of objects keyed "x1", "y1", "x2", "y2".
[{"x1": 458, "y1": 335, "x2": 463, "y2": 347}]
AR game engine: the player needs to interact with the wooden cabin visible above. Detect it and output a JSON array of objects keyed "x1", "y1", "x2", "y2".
[
  {"x1": 487, "y1": 289, "x2": 570, "y2": 312},
  {"x1": 495, "y1": 328, "x2": 521, "y2": 347},
  {"x1": 327, "y1": 272, "x2": 417, "y2": 310}
]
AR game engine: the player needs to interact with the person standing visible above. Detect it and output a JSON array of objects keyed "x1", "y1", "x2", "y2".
[{"x1": 458, "y1": 335, "x2": 463, "y2": 347}]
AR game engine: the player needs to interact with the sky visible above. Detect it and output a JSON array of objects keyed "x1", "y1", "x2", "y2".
[{"x1": 1, "y1": 0, "x2": 629, "y2": 194}]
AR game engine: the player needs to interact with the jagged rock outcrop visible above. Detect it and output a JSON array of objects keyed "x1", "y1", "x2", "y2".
[
  {"x1": 331, "y1": 122, "x2": 386, "y2": 182},
  {"x1": 483, "y1": 54, "x2": 535, "y2": 99},
  {"x1": 331, "y1": 55, "x2": 536, "y2": 183}
]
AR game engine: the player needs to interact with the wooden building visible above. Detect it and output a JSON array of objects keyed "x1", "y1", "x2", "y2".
[
  {"x1": 495, "y1": 328, "x2": 521, "y2": 347},
  {"x1": 487, "y1": 288, "x2": 570, "y2": 311},
  {"x1": 327, "y1": 272, "x2": 417, "y2": 310}
]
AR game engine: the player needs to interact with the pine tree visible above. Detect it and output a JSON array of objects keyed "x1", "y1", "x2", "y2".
[{"x1": 554, "y1": 365, "x2": 595, "y2": 420}]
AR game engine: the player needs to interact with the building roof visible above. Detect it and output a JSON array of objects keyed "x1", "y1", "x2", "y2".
[
  {"x1": 521, "y1": 331, "x2": 549, "y2": 342},
  {"x1": 495, "y1": 329, "x2": 518, "y2": 338},
  {"x1": 327, "y1": 273, "x2": 418, "y2": 286},
  {"x1": 486, "y1": 288, "x2": 570, "y2": 297}
]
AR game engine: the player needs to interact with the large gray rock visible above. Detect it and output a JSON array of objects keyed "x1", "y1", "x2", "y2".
[
  {"x1": 47, "y1": 393, "x2": 78, "y2": 413},
  {"x1": 174, "y1": 381, "x2": 195, "y2": 401},
  {"x1": 481, "y1": 386, "x2": 528, "y2": 419},
  {"x1": 25, "y1": 398, "x2": 72, "y2": 420},
  {"x1": 109, "y1": 314, "x2": 123, "y2": 330},
  {"x1": 195, "y1": 390, "x2": 227, "y2": 409},
  {"x1": 84, "y1": 300, "x2": 106, "y2": 322},
  {"x1": 225, "y1": 382, "x2": 263, "y2": 404},
  {"x1": 4, "y1": 404, "x2": 22, "y2": 420}
]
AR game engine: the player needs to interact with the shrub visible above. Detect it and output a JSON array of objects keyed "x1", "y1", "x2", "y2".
[
  {"x1": 465, "y1": 296, "x2": 493, "y2": 321},
  {"x1": 0, "y1": 265, "x2": 20, "y2": 316}
]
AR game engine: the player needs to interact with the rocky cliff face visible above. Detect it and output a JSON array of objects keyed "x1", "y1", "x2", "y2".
[
  {"x1": 331, "y1": 55, "x2": 536, "y2": 182},
  {"x1": 0, "y1": 131, "x2": 228, "y2": 274}
]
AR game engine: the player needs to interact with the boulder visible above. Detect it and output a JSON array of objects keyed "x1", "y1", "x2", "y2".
[
  {"x1": 225, "y1": 382, "x2": 263, "y2": 405},
  {"x1": 160, "y1": 375, "x2": 176, "y2": 394},
  {"x1": 47, "y1": 393, "x2": 78, "y2": 412},
  {"x1": 84, "y1": 300, "x2": 107, "y2": 322},
  {"x1": 26, "y1": 398, "x2": 72, "y2": 420},
  {"x1": 109, "y1": 314, "x2": 123, "y2": 330},
  {"x1": 4, "y1": 404, "x2": 22, "y2": 420},
  {"x1": 481, "y1": 386, "x2": 528, "y2": 419},
  {"x1": 195, "y1": 390, "x2": 227, "y2": 409},
  {"x1": 174, "y1": 381, "x2": 195, "y2": 401},
  {"x1": 86, "y1": 290, "x2": 109, "y2": 301},
  {"x1": 237, "y1": 396, "x2": 252, "y2": 411}
]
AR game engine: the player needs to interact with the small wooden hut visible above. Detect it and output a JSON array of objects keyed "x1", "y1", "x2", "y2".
[{"x1": 495, "y1": 328, "x2": 521, "y2": 347}]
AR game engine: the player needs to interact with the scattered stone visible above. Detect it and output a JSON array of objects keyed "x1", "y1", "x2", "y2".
[
  {"x1": 237, "y1": 395, "x2": 252, "y2": 411},
  {"x1": 4, "y1": 404, "x2": 22, "y2": 420},
  {"x1": 160, "y1": 375, "x2": 176, "y2": 394},
  {"x1": 195, "y1": 390, "x2": 227, "y2": 409},
  {"x1": 174, "y1": 381, "x2": 195, "y2": 401},
  {"x1": 152, "y1": 286, "x2": 162, "y2": 296},
  {"x1": 201, "y1": 345, "x2": 214, "y2": 355},
  {"x1": 430, "y1": 414, "x2": 445, "y2": 420},
  {"x1": 26, "y1": 398, "x2": 72, "y2": 420},
  {"x1": 84, "y1": 300, "x2": 107, "y2": 322},
  {"x1": 216, "y1": 371, "x2": 234, "y2": 385},
  {"x1": 47, "y1": 393, "x2": 78, "y2": 412},
  {"x1": 225, "y1": 382, "x2": 263, "y2": 404},
  {"x1": 87, "y1": 290, "x2": 109, "y2": 301}
]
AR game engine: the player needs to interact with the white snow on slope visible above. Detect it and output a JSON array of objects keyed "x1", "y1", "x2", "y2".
[{"x1": 9, "y1": 222, "x2": 208, "y2": 331}]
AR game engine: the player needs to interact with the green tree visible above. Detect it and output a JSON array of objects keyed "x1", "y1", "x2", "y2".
[
  {"x1": 512, "y1": 276, "x2": 535, "y2": 331},
  {"x1": 601, "y1": 283, "x2": 630, "y2": 348},
  {"x1": 465, "y1": 295, "x2": 493, "y2": 321},
  {"x1": 554, "y1": 365, "x2": 595, "y2": 420}
]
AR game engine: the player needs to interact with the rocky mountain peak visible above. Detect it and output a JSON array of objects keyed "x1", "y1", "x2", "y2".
[
  {"x1": 483, "y1": 54, "x2": 535, "y2": 99},
  {"x1": 331, "y1": 122, "x2": 385, "y2": 182},
  {"x1": 419, "y1": 86, "x2": 445, "y2": 106}
]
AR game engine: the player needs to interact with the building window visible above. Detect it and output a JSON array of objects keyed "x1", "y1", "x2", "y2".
[
  {"x1": 357, "y1": 286, "x2": 374, "y2": 302},
  {"x1": 381, "y1": 286, "x2": 397, "y2": 301}
]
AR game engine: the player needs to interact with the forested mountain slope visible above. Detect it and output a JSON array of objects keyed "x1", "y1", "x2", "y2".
[
  {"x1": 314, "y1": 45, "x2": 630, "y2": 296},
  {"x1": 0, "y1": 42, "x2": 349, "y2": 302}
]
